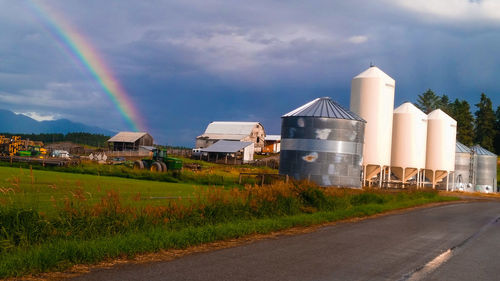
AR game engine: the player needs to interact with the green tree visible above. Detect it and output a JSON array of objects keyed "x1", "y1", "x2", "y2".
[
  {"x1": 449, "y1": 99, "x2": 474, "y2": 146},
  {"x1": 494, "y1": 106, "x2": 500, "y2": 154},
  {"x1": 438, "y1": 95, "x2": 451, "y2": 114},
  {"x1": 474, "y1": 93, "x2": 496, "y2": 151},
  {"x1": 416, "y1": 89, "x2": 440, "y2": 114}
]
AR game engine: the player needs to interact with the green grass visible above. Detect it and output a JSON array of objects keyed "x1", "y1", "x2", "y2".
[
  {"x1": 0, "y1": 166, "x2": 197, "y2": 214},
  {"x1": 0, "y1": 198, "x2": 456, "y2": 277},
  {"x1": 0, "y1": 157, "x2": 277, "y2": 186},
  {"x1": 0, "y1": 171, "x2": 459, "y2": 278}
]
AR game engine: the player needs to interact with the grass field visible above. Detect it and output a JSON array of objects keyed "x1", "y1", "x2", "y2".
[
  {"x1": 0, "y1": 166, "x2": 197, "y2": 214},
  {"x1": 0, "y1": 165, "x2": 459, "y2": 278}
]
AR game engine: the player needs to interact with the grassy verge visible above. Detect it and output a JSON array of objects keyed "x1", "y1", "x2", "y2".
[{"x1": 0, "y1": 180, "x2": 458, "y2": 278}]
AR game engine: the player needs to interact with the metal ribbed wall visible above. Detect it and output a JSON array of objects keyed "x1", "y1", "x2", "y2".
[
  {"x1": 279, "y1": 97, "x2": 366, "y2": 188},
  {"x1": 471, "y1": 145, "x2": 497, "y2": 193},
  {"x1": 454, "y1": 142, "x2": 474, "y2": 192}
]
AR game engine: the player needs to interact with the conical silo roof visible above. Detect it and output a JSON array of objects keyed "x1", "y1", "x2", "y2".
[
  {"x1": 394, "y1": 102, "x2": 427, "y2": 118},
  {"x1": 471, "y1": 145, "x2": 497, "y2": 156},
  {"x1": 427, "y1": 109, "x2": 457, "y2": 125},
  {"x1": 456, "y1": 142, "x2": 471, "y2": 153},
  {"x1": 353, "y1": 66, "x2": 395, "y2": 84},
  {"x1": 282, "y1": 97, "x2": 366, "y2": 122}
]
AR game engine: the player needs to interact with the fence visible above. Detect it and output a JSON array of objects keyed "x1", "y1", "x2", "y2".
[
  {"x1": 166, "y1": 148, "x2": 192, "y2": 158},
  {"x1": 104, "y1": 150, "x2": 152, "y2": 157},
  {"x1": 238, "y1": 173, "x2": 289, "y2": 186}
]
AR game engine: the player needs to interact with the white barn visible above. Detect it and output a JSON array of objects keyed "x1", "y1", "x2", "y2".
[{"x1": 195, "y1": 121, "x2": 266, "y2": 153}]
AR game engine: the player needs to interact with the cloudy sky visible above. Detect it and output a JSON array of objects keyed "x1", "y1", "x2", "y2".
[{"x1": 1, "y1": 0, "x2": 500, "y2": 146}]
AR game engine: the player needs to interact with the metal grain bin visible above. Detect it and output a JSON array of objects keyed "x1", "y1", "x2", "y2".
[
  {"x1": 471, "y1": 145, "x2": 497, "y2": 193},
  {"x1": 279, "y1": 97, "x2": 366, "y2": 188},
  {"x1": 454, "y1": 142, "x2": 474, "y2": 192}
]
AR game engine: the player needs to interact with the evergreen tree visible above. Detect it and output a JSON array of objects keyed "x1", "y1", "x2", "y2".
[
  {"x1": 449, "y1": 99, "x2": 474, "y2": 146},
  {"x1": 416, "y1": 89, "x2": 440, "y2": 114},
  {"x1": 439, "y1": 95, "x2": 451, "y2": 114},
  {"x1": 494, "y1": 106, "x2": 500, "y2": 154},
  {"x1": 474, "y1": 93, "x2": 496, "y2": 151}
]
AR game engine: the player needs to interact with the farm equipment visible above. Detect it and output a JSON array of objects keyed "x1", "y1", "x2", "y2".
[
  {"x1": 0, "y1": 136, "x2": 47, "y2": 157},
  {"x1": 133, "y1": 148, "x2": 182, "y2": 172}
]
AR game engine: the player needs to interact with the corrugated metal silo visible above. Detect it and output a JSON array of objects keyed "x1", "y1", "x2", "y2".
[
  {"x1": 279, "y1": 97, "x2": 366, "y2": 188},
  {"x1": 454, "y1": 142, "x2": 474, "y2": 192},
  {"x1": 390, "y1": 102, "x2": 427, "y2": 186},
  {"x1": 425, "y1": 109, "x2": 457, "y2": 189},
  {"x1": 471, "y1": 145, "x2": 497, "y2": 193},
  {"x1": 350, "y1": 66, "x2": 395, "y2": 186}
]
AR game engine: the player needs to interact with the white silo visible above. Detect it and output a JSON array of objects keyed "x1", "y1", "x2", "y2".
[
  {"x1": 390, "y1": 102, "x2": 427, "y2": 187},
  {"x1": 425, "y1": 109, "x2": 457, "y2": 189},
  {"x1": 350, "y1": 66, "x2": 395, "y2": 186}
]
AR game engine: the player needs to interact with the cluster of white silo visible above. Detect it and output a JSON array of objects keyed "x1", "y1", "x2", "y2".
[
  {"x1": 350, "y1": 66, "x2": 458, "y2": 189},
  {"x1": 279, "y1": 64, "x2": 496, "y2": 191}
]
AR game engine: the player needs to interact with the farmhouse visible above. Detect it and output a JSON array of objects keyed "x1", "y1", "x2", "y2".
[
  {"x1": 196, "y1": 121, "x2": 266, "y2": 153},
  {"x1": 107, "y1": 132, "x2": 154, "y2": 151}
]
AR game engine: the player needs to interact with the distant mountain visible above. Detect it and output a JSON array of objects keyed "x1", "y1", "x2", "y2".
[{"x1": 0, "y1": 109, "x2": 114, "y2": 135}]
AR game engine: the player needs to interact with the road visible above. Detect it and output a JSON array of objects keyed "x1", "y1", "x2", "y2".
[{"x1": 73, "y1": 201, "x2": 500, "y2": 281}]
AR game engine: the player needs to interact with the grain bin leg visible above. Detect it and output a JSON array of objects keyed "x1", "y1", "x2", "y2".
[
  {"x1": 417, "y1": 170, "x2": 420, "y2": 188},
  {"x1": 402, "y1": 168, "x2": 406, "y2": 188},
  {"x1": 446, "y1": 172, "x2": 449, "y2": 191},
  {"x1": 452, "y1": 172, "x2": 455, "y2": 191},
  {"x1": 379, "y1": 166, "x2": 383, "y2": 188}
]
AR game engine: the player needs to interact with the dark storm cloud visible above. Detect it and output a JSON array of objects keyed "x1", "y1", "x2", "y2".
[{"x1": 1, "y1": 0, "x2": 499, "y2": 145}]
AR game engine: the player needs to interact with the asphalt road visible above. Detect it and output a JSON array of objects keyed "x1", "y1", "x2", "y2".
[{"x1": 73, "y1": 201, "x2": 500, "y2": 281}]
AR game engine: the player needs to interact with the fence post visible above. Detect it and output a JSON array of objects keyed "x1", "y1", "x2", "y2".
[{"x1": 239, "y1": 173, "x2": 242, "y2": 184}]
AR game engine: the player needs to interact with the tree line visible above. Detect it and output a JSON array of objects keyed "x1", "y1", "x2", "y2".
[
  {"x1": 0, "y1": 132, "x2": 110, "y2": 148},
  {"x1": 416, "y1": 89, "x2": 499, "y2": 154}
]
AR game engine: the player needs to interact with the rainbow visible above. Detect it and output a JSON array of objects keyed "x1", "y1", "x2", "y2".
[{"x1": 26, "y1": 0, "x2": 145, "y2": 132}]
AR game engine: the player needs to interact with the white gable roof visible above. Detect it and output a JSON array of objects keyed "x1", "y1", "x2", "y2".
[
  {"x1": 265, "y1": 135, "x2": 281, "y2": 141},
  {"x1": 203, "y1": 122, "x2": 262, "y2": 136}
]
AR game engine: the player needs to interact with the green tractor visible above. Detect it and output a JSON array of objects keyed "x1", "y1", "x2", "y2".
[
  {"x1": 16, "y1": 145, "x2": 45, "y2": 157},
  {"x1": 133, "y1": 148, "x2": 182, "y2": 172}
]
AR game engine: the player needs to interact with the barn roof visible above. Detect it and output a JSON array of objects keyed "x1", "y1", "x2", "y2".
[
  {"x1": 201, "y1": 140, "x2": 253, "y2": 153},
  {"x1": 108, "y1": 132, "x2": 150, "y2": 143},
  {"x1": 265, "y1": 135, "x2": 281, "y2": 141},
  {"x1": 203, "y1": 122, "x2": 262, "y2": 135}
]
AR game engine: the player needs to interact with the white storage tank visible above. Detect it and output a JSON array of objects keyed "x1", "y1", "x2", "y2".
[
  {"x1": 471, "y1": 145, "x2": 497, "y2": 193},
  {"x1": 454, "y1": 142, "x2": 475, "y2": 192},
  {"x1": 425, "y1": 109, "x2": 457, "y2": 188},
  {"x1": 350, "y1": 66, "x2": 395, "y2": 186},
  {"x1": 390, "y1": 102, "x2": 427, "y2": 186}
]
